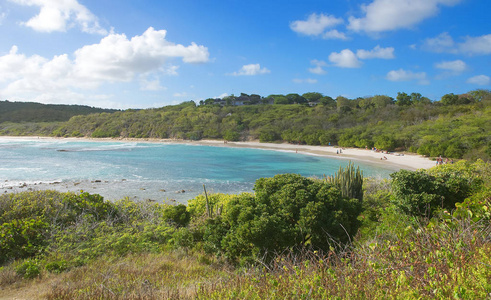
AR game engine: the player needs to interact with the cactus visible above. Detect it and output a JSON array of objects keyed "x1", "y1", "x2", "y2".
[{"x1": 325, "y1": 161, "x2": 364, "y2": 202}]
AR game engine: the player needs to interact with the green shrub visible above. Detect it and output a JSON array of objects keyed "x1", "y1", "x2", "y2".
[
  {"x1": 163, "y1": 204, "x2": 190, "y2": 227},
  {"x1": 15, "y1": 260, "x2": 40, "y2": 279},
  {"x1": 390, "y1": 161, "x2": 486, "y2": 218},
  {"x1": 45, "y1": 260, "x2": 68, "y2": 274},
  {"x1": 224, "y1": 130, "x2": 241, "y2": 141},
  {"x1": 0, "y1": 218, "x2": 49, "y2": 263},
  {"x1": 173, "y1": 227, "x2": 195, "y2": 249},
  {"x1": 198, "y1": 174, "x2": 363, "y2": 264}
]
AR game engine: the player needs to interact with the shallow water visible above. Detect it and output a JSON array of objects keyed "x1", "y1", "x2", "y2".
[{"x1": 0, "y1": 138, "x2": 397, "y2": 203}]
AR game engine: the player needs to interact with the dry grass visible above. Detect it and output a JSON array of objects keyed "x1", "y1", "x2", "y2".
[{"x1": 44, "y1": 251, "x2": 232, "y2": 300}]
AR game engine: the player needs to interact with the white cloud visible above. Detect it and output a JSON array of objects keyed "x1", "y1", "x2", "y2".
[
  {"x1": 308, "y1": 59, "x2": 327, "y2": 74},
  {"x1": 139, "y1": 77, "x2": 165, "y2": 91},
  {"x1": 74, "y1": 27, "x2": 209, "y2": 82},
  {"x1": 230, "y1": 64, "x2": 270, "y2": 76},
  {"x1": 356, "y1": 45, "x2": 395, "y2": 59},
  {"x1": 422, "y1": 33, "x2": 491, "y2": 55},
  {"x1": 467, "y1": 75, "x2": 490, "y2": 86},
  {"x1": 292, "y1": 78, "x2": 317, "y2": 84},
  {"x1": 435, "y1": 60, "x2": 467, "y2": 73},
  {"x1": 328, "y1": 49, "x2": 361, "y2": 68},
  {"x1": 322, "y1": 29, "x2": 348, "y2": 40},
  {"x1": 0, "y1": 28, "x2": 210, "y2": 105},
  {"x1": 290, "y1": 13, "x2": 347, "y2": 40},
  {"x1": 290, "y1": 13, "x2": 343, "y2": 35},
  {"x1": 386, "y1": 69, "x2": 429, "y2": 84},
  {"x1": 421, "y1": 32, "x2": 456, "y2": 53},
  {"x1": 348, "y1": 0, "x2": 462, "y2": 33},
  {"x1": 9, "y1": 0, "x2": 107, "y2": 34},
  {"x1": 459, "y1": 34, "x2": 491, "y2": 55}
]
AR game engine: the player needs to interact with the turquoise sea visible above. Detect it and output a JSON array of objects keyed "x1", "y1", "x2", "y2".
[{"x1": 0, "y1": 138, "x2": 398, "y2": 203}]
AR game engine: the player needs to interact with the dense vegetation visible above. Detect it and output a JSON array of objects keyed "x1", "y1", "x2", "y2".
[
  {"x1": 0, "y1": 100, "x2": 118, "y2": 123},
  {"x1": 1, "y1": 160, "x2": 490, "y2": 299},
  {"x1": 1, "y1": 89, "x2": 490, "y2": 161}
]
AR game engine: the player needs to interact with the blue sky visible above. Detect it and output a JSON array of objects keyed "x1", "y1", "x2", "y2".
[{"x1": 0, "y1": 0, "x2": 489, "y2": 109}]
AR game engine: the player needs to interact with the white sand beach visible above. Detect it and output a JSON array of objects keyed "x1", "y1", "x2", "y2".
[{"x1": 184, "y1": 140, "x2": 436, "y2": 171}]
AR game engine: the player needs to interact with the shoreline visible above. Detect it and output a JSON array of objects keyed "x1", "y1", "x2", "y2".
[{"x1": 1, "y1": 135, "x2": 436, "y2": 171}]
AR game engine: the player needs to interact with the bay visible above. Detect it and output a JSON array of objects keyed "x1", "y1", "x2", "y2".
[{"x1": 0, "y1": 137, "x2": 397, "y2": 203}]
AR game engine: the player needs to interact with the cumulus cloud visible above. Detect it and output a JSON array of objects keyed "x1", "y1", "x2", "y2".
[
  {"x1": 422, "y1": 32, "x2": 491, "y2": 55},
  {"x1": 467, "y1": 75, "x2": 490, "y2": 86},
  {"x1": 139, "y1": 76, "x2": 165, "y2": 91},
  {"x1": 328, "y1": 49, "x2": 361, "y2": 68},
  {"x1": 290, "y1": 13, "x2": 347, "y2": 40},
  {"x1": 421, "y1": 32, "x2": 456, "y2": 53},
  {"x1": 230, "y1": 64, "x2": 270, "y2": 76},
  {"x1": 459, "y1": 34, "x2": 491, "y2": 55},
  {"x1": 386, "y1": 69, "x2": 429, "y2": 84},
  {"x1": 9, "y1": 0, "x2": 107, "y2": 34},
  {"x1": 326, "y1": 46, "x2": 394, "y2": 69},
  {"x1": 0, "y1": 27, "x2": 210, "y2": 105},
  {"x1": 74, "y1": 27, "x2": 209, "y2": 82},
  {"x1": 435, "y1": 60, "x2": 467, "y2": 73},
  {"x1": 348, "y1": 0, "x2": 462, "y2": 33},
  {"x1": 292, "y1": 78, "x2": 317, "y2": 84},
  {"x1": 356, "y1": 45, "x2": 395, "y2": 59},
  {"x1": 308, "y1": 59, "x2": 327, "y2": 74},
  {"x1": 322, "y1": 29, "x2": 348, "y2": 40}
]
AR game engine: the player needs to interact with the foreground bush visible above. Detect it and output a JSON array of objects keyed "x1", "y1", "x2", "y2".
[
  {"x1": 198, "y1": 217, "x2": 491, "y2": 299},
  {"x1": 0, "y1": 191, "x2": 178, "y2": 267},
  {"x1": 390, "y1": 160, "x2": 488, "y2": 218},
  {"x1": 188, "y1": 173, "x2": 363, "y2": 265}
]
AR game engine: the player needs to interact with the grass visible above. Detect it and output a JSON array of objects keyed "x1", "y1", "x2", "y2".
[
  {"x1": 45, "y1": 251, "x2": 232, "y2": 299},
  {"x1": 2, "y1": 216, "x2": 488, "y2": 299}
]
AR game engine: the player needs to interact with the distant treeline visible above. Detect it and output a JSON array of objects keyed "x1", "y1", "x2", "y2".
[
  {"x1": 0, "y1": 100, "x2": 119, "y2": 123},
  {"x1": 0, "y1": 89, "x2": 490, "y2": 160}
]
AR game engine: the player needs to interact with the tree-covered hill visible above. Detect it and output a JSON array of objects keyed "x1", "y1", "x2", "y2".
[
  {"x1": 0, "y1": 89, "x2": 490, "y2": 160},
  {"x1": 0, "y1": 100, "x2": 119, "y2": 123}
]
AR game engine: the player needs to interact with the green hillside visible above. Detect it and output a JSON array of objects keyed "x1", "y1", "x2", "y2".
[
  {"x1": 1, "y1": 89, "x2": 490, "y2": 160},
  {"x1": 0, "y1": 100, "x2": 119, "y2": 123}
]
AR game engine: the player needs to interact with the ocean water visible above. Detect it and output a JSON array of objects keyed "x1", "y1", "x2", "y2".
[{"x1": 0, "y1": 138, "x2": 397, "y2": 203}]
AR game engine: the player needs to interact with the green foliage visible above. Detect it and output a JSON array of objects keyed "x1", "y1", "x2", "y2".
[
  {"x1": 91, "y1": 127, "x2": 120, "y2": 138},
  {"x1": 0, "y1": 191, "x2": 176, "y2": 268},
  {"x1": 0, "y1": 100, "x2": 118, "y2": 123},
  {"x1": 325, "y1": 162, "x2": 364, "y2": 202},
  {"x1": 195, "y1": 174, "x2": 363, "y2": 264},
  {"x1": 374, "y1": 135, "x2": 396, "y2": 151},
  {"x1": 396, "y1": 92, "x2": 412, "y2": 106},
  {"x1": 0, "y1": 218, "x2": 49, "y2": 263},
  {"x1": 223, "y1": 129, "x2": 240, "y2": 141},
  {"x1": 163, "y1": 204, "x2": 190, "y2": 227},
  {"x1": 61, "y1": 191, "x2": 114, "y2": 221},
  {"x1": 15, "y1": 259, "x2": 41, "y2": 279},
  {"x1": 45, "y1": 260, "x2": 69, "y2": 274},
  {"x1": 390, "y1": 160, "x2": 487, "y2": 217}
]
